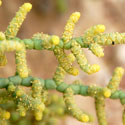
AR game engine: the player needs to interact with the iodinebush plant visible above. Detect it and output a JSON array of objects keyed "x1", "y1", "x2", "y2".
[{"x1": 0, "y1": 1, "x2": 125, "y2": 125}]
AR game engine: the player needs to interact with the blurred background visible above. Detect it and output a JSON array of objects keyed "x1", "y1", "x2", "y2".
[{"x1": 0, "y1": 0, "x2": 125, "y2": 125}]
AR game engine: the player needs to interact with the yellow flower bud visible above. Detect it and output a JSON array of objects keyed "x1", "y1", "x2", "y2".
[
  {"x1": 71, "y1": 68, "x2": 79, "y2": 76},
  {"x1": 3, "y1": 111, "x2": 10, "y2": 120},
  {"x1": 97, "y1": 25, "x2": 105, "y2": 33},
  {"x1": 70, "y1": 12, "x2": 80, "y2": 23},
  {"x1": 62, "y1": 12, "x2": 80, "y2": 43},
  {"x1": 23, "y1": 3, "x2": 32, "y2": 12},
  {"x1": 103, "y1": 88, "x2": 111, "y2": 98},
  {"x1": 81, "y1": 114, "x2": 89, "y2": 122},
  {"x1": 90, "y1": 64, "x2": 100, "y2": 74},
  {"x1": 51, "y1": 35, "x2": 60, "y2": 45}
]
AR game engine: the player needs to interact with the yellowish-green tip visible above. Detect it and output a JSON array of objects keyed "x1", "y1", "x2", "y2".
[
  {"x1": 71, "y1": 68, "x2": 79, "y2": 76},
  {"x1": 97, "y1": 25, "x2": 106, "y2": 33},
  {"x1": 23, "y1": 3, "x2": 32, "y2": 12},
  {"x1": 81, "y1": 114, "x2": 89, "y2": 122},
  {"x1": 3, "y1": 112, "x2": 10, "y2": 120},
  {"x1": 88, "y1": 64, "x2": 100, "y2": 74},
  {"x1": 103, "y1": 89, "x2": 111, "y2": 98},
  {"x1": 51, "y1": 35, "x2": 60, "y2": 45},
  {"x1": 70, "y1": 12, "x2": 81, "y2": 23}
]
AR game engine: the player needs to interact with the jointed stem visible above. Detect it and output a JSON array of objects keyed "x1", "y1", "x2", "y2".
[{"x1": 95, "y1": 97, "x2": 107, "y2": 125}]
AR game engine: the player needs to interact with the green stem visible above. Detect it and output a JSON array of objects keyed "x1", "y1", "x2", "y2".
[
  {"x1": 0, "y1": 33, "x2": 124, "y2": 51},
  {"x1": 0, "y1": 76, "x2": 125, "y2": 101}
]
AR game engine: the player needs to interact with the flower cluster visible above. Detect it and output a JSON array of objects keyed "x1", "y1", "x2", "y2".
[{"x1": 0, "y1": 2, "x2": 125, "y2": 125}]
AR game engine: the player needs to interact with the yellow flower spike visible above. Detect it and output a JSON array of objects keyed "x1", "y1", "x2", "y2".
[
  {"x1": 58, "y1": 12, "x2": 80, "y2": 76},
  {"x1": 67, "y1": 53, "x2": 76, "y2": 62},
  {"x1": 0, "y1": 32, "x2": 7, "y2": 67},
  {"x1": 62, "y1": 12, "x2": 80, "y2": 43},
  {"x1": 82, "y1": 26, "x2": 125, "y2": 57},
  {"x1": 3, "y1": 111, "x2": 10, "y2": 120},
  {"x1": 89, "y1": 43, "x2": 104, "y2": 57},
  {"x1": 84, "y1": 24, "x2": 106, "y2": 37},
  {"x1": 107, "y1": 67, "x2": 124, "y2": 92},
  {"x1": 54, "y1": 46, "x2": 78, "y2": 75},
  {"x1": 83, "y1": 24, "x2": 106, "y2": 45},
  {"x1": 95, "y1": 97, "x2": 107, "y2": 125},
  {"x1": 71, "y1": 40, "x2": 100, "y2": 74},
  {"x1": 16, "y1": 48, "x2": 29, "y2": 78},
  {"x1": 64, "y1": 88, "x2": 92, "y2": 123},
  {"x1": 103, "y1": 88, "x2": 111, "y2": 98},
  {"x1": 89, "y1": 64, "x2": 100, "y2": 74},
  {"x1": 70, "y1": 12, "x2": 81, "y2": 23},
  {"x1": 51, "y1": 35, "x2": 60, "y2": 45},
  {"x1": 95, "y1": 25, "x2": 105, "y2": 33},
  {"x1": 53, "y1": 65, "x2": 66, "y2": 85},
  {"x1": 81, "y1": 114, "x2": 89, "y2": 122},
  {"x1": 32, "y1": 79, "x2": 43, "y2": 98},
  {"x1": 94, "y1": 32, "x2": 125, "y2": 45},
  {"x1": 5, "y1": 3, "x2": 32, "y2": 38}
]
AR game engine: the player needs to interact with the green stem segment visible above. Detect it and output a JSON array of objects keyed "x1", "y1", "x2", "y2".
[
  {"x1": 0, "y1": 76, "x2": 125, "y2": 100},
  {"x1": 0, "y1": 33, "x2": 125, "y2": 51}
]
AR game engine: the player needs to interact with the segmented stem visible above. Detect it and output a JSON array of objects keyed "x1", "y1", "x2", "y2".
[
  {"x1": 95, "y1": 97, "x2": 107, "y2": 125},
  {"x1": 62, "y1": 12, "x2": 80, "y2": 43},
  {"x1": 107, "y1": 67, "x2": 124, "y2": 92},
  {"x1": 64, "y1": 87, "x2": 92, "y2": 122},
  {"x1": 53, "y1": 65, "x2": 66, "y2": 86},
  {"x1": 5, "y1": 3, "x2": 32, "y2": 39},
  {"x1": 71, "y1": 40, "x2": 100, "y2": 74},
  {"x1": 54, "y1": 46, "x2": 79, "y2": 76}
]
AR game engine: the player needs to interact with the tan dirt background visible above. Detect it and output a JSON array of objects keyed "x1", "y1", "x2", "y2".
[{"x1": 0, "y1": 0, "x2": 125, "y2": 125}]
